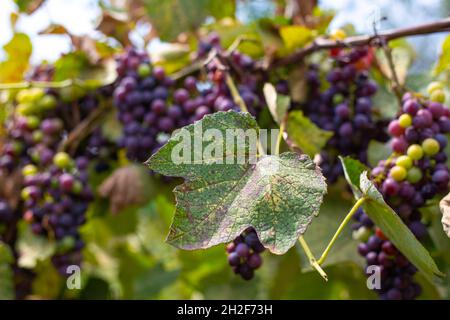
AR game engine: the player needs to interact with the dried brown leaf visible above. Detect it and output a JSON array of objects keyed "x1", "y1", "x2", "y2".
[
  {"x1": 98, "y1": 165, "x2": 146, "y2": 214},
  {"x1": 439, "y1": 193, "x2": 450, "y2": 238}
]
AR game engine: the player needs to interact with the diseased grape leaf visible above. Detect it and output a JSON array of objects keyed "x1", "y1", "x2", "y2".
[
  {"x1": 146, "y1": 111, "x2": 327, "y2": 254},
  {"x1": 0, "y1": 242, "x2": 14, "y2": 300},
  {"x1": 340, "y1": 156, "x2": 444, "y2": 281},
  {"x1": 286, "y1": 110, "x2": 333, "y2": 158}
]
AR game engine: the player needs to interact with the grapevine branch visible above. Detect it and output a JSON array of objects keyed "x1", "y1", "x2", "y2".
[
  {"x1": 269, "y1": 17, "x2": 450, "y2": 69},
  {"x1": 58, "y1": 99, "x2": 111, "y2": 154}
]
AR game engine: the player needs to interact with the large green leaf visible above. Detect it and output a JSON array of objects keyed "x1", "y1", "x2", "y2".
[
  {"x1": 142, "y1": 0, "x2": 235, "y2": 41},
  {"x1": 0, "y1": 242, "x2": 14, "y2": 300},
  {"x1": 147, "y1": 111, "x2": 327, "y2": 254},
  {"x1": 286, "y1": 110, "x2": 333, "y2": 158},
  {"x1": 340, "y1": 157, "x2": 444, "y2": 281}
]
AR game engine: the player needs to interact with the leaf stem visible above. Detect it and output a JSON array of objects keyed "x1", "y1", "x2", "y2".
[
  {"x1": 275, "y1": 122, "x2": 285, "y2": 156},
  {"x1": 298, "y1": 235, "x2": 328, "y2": 281},
  {"x1": 317, "y1": 197, "x2": 367, "y2": 265}
]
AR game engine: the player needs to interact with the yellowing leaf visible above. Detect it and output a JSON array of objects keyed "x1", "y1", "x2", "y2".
[
  {"x1": 279, "y1": 25, "x2": 313, "y2": 52},
  {"x1": 434, "y1": 35, "x2": 450, "y2": 76},
  {"x1": 0, "y1": 33, "x2": 32, "y2": 83}
]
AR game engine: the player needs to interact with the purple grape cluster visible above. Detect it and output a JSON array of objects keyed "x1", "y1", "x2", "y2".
[
  {"x1": 353, "y1": 89, "x2": 450, "y2": 299},
  {"x1": 113, "y1": 44, "x2": 264, "y2": 163},
  {"x1": 0, "y1": 84, "x2": 105, "y2": 275},
  {"x1": 226, "y1": 227, "x2": 265, "y2": 280},
  {"x1": 302, "y1": 47, "x2": 389, "y2": 183},
  {"x1": 22, "y1": 152, "x2": 93, "y2": 275},
  {"x1": 114, "y1": 48, "x2": 177, "y2": 162}
]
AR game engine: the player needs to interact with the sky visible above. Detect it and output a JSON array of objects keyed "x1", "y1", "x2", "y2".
[{"x1": 0, "y1": 0, "x2": 448, "y2": 69}]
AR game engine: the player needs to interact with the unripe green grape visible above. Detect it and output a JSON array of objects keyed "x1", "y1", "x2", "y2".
[
  {"x1": 16, "y1": 103, "x2": 37, "y2": 116},
  {"x1": 22, "y1": 164, "x2": 38, "y2": 176},
  {"x1": 38, "y1": 94, "x2": 57, "y2": 110},
  {"x1": 53, "y1": 152, "x2": 72, "y2": 169},
  {"x1": 72, "y1": 181, "x2": 83, "y2": 194},
  {"x1": 430, "y1": 89, "x2": 446, "y2": 103},
  {"x1": 427, "y1": 81, "x2": 444, "y2": 95},
  {"x1": 21, "y1": 187, "x2": 31, "y2": 200},
  {"x1": 390, "y1": 165, "x2": 407, "y2": 181},
  {"x1": 16, "y1": 88, "x2": 44, "y2": 103},
  {"x1": 396, "y1": 155, "x2": 413, "y2": 169},
  {"x1": 32, "y1": 130, "x2": 43, "y2": 143},
  {"x1": 352, "y1": 226, "x2": 371, "y2": 242},
  {"x1": 26, "y1": 116, "x2": 40, "y2": 129},
  {"x1": 407, "y1": 167, "x2": 423, "y2": 183},
  {"x1": 333, "y1": 94, "x2": 344, "y2": 105},
  {"x1": 422, "y1": 138, "x2": 440, "y2": 156},
  {"x1": 398, "y1": 114, "x2": 412, "y2": 128},
  {"x1": 407, "y1": 144, "x2": 423, "y2": 160},
  {"x1": 138, "y1": 63, "x2": 152, "y2": 78}
]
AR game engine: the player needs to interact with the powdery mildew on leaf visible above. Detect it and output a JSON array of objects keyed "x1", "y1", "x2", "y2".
[{"x1": 147, "y1": 111, "x2": 327, "y2": 254}]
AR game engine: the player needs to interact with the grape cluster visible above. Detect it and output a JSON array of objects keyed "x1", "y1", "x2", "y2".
[
  {"x1": 353, "y1": 83, "x2": 450, "y2": 299},
  {"x1": 0, "y1": 85, "x2": 105, "y2": 275},
  {"x1": 226, "y1": 227, "x2": 265, "y2": 280},
  {"x1": 21, "y1": 151, "x2": 92, "y2": 275},
  {"x1": 114, "y1": 42, "x2": 264, "y2": 163},
  {"x1": 302, "y1": 47, "x2": 389, "y2": 183}
]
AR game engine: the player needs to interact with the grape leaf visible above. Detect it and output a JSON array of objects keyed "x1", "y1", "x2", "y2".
[
  {"x1": 279, "y1": 25, "x2": 313, "y2": 53},
  {"x1": 434, "y1": 35, "x2": 450, "y2": 76},
  {"x1": 286, "y1": 110, "x2": 333, "y2": 158},
  {"x1": 0, "y1": 33, "x2": 32, "y2": 83},
  {"x1": 340, "y1": 156, "x2": 444, "y2": 281},
  {"x1": 0, "y1": 242, "x2": 14, "y2": 300},
  {"x1": 13, "y1": 0, "x2": 45, "y2": 14},
  {"x1": 146, "y1": 111, "x2": 327, "y2": 254},
  {"x1": 141, "y1": 0, "x2": 235, "y2": 41},
  {"x1": 263, "y1": 83, "x2": 290, "y2": 125},
  {"x1": 17, "y1": 222, "x2": 56, "y2": 269}
]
